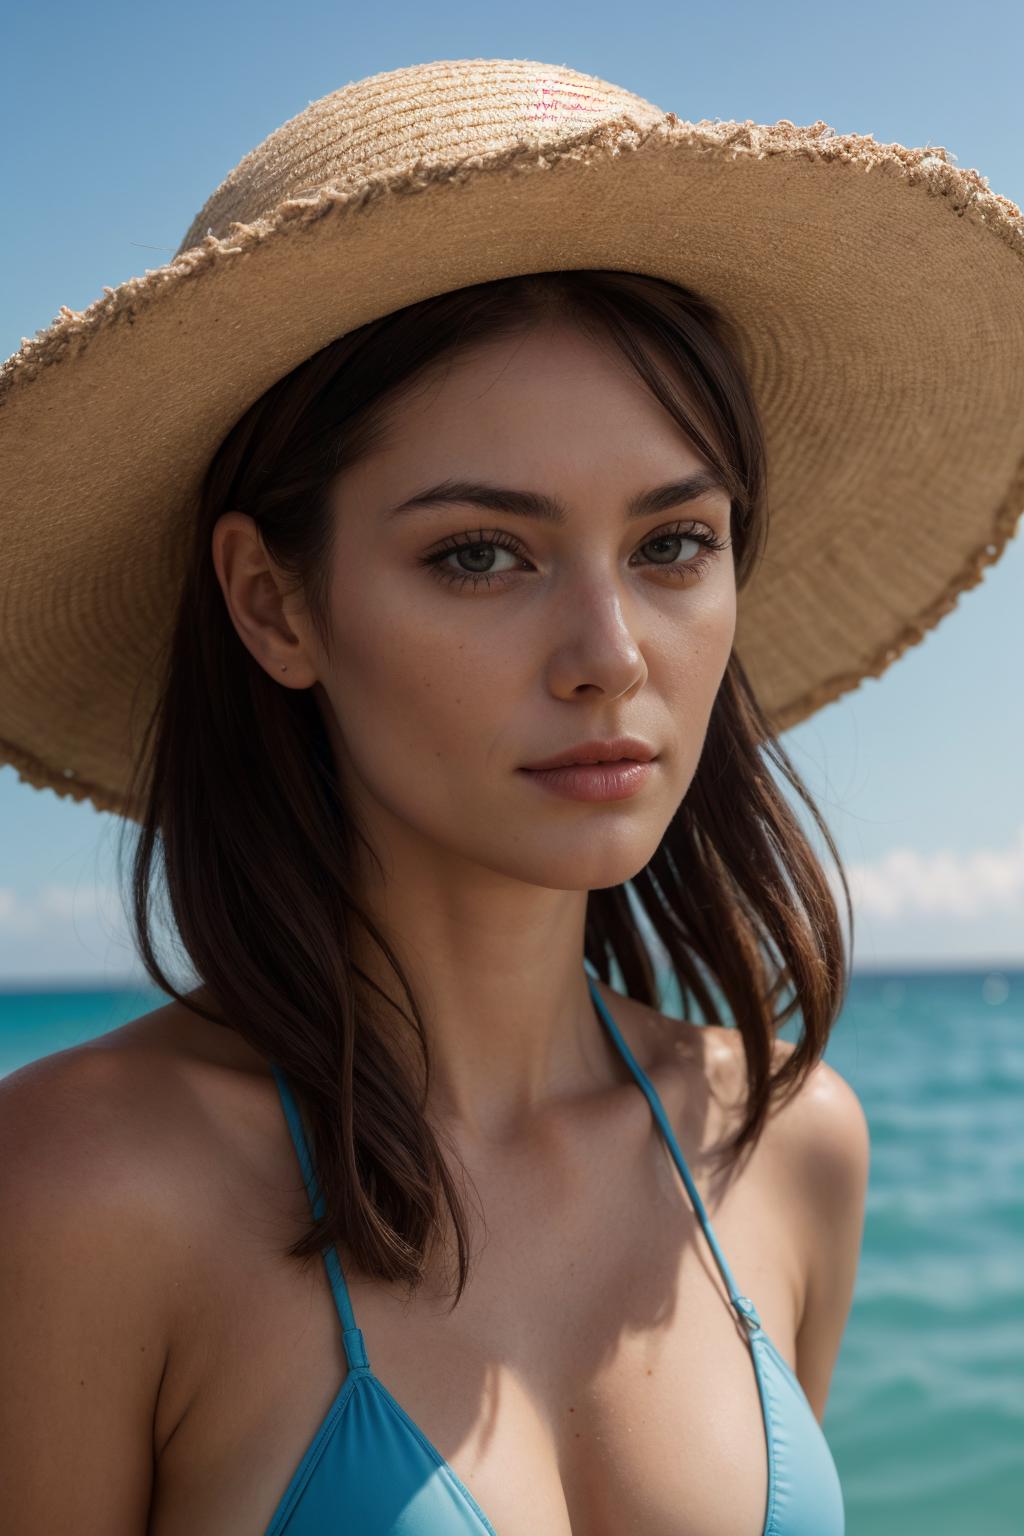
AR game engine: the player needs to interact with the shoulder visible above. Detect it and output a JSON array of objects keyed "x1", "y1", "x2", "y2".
[
  {"x1": 0, "y1": 1033, "x2": 211, "y2": 1525},
  {"x1": 762, "y1": 1036, "x2": 871, "y2": 1213},
  {"x1": 752, "y1": 1035, "x2": 870, "y2": 1418},
  {"x1": 595, "y1": 990, "x2": 869, "y2": 1179},
  {"x1": 0, "y1": 998, "x2": 292, "y2": 1300},
  {"x1": 685, "y1": 1025, "x2": 870, "y2": 1259},
  {"x1": 0, "y1": 1017, "x2": 230, "y2": 1314},
  {"x1": 662, "y1": 1015, "x2": 869, "y2": 1172},
  {"x1": 0, "y1": 1026, "x2": 196, "y2": 1236},
  {"x1": 649, "y1": 1013, "x2": 869, "y2": 1418}
]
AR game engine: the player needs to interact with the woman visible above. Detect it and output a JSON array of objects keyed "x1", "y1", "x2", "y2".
[{"x1": 2, "y1": 58, "x2": 1021, "y2": 1536}]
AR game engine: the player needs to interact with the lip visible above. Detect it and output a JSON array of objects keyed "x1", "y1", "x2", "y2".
[
  {"x1": 518, "y1": 760, "x2": 656, "y2": 803},
  {"x1": 520, "y1": 736, "x2": 656, "y2": 771}
]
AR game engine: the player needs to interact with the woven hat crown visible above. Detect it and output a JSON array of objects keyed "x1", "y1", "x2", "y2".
[{"x1": 177, "y1": 59, "x2": 666, "y2": 257}]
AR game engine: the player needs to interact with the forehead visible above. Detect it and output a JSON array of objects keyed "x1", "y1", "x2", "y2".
[{"x1": 362, "y1": 322, "x2": 720, "y2": 478}]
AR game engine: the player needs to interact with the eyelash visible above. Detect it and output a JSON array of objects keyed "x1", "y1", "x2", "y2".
[{"x1": 421, "y1": 521, "x2": 731, "y2": 593}]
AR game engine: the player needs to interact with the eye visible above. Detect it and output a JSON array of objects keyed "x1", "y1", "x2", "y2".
[
  {"x1": 419, "y1": 528, "x2": 531, "y2": 591},
  {"x1": 420, "y1": 522, "x2": 731, "y2": 592},
  {"x1": 637, "y1": 527, "x2": 729, "y2": 578}
]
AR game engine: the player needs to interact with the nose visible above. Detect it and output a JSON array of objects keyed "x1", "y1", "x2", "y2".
[{"x1": 543, "y1": 573, "x2": 648, "y2": 699}]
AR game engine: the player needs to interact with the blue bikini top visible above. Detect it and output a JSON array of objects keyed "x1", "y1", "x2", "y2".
[{"x1": 264, "y1": 974, "x2": 845, "y2": 1535}]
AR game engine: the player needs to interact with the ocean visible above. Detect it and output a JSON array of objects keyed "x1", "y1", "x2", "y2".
[{"x1": 1, "y1": 968, "x2": 1021, "y2": 1535}]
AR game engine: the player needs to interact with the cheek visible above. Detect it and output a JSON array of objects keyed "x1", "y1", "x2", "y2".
[
  {"x1": 325, "y1": 578, "x2": 499, "y2": 763},
  {"x1": 702, "y1": 590, "x2": 737, "y2": 690},
  {"x1": 660, "y1": 584, "x2": 736, "y2": 703}
]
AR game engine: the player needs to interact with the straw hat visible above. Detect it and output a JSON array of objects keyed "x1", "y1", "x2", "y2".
[{"x1": 2, "y1": 57, "x2": 1023, "y2": 823}]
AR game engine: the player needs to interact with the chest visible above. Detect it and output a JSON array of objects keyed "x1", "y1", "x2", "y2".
[{"x1": 147, "y1": 1082, "x2": 802, "y2": 1536}]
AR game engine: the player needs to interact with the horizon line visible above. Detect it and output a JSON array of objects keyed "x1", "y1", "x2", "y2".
[{"x1": 1, "y1": 960, "x2": 1023, "y2": 995}]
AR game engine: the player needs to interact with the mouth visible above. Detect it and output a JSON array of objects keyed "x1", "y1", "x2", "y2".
[
  {"x1": 519, "y1": 738, "x2": 657, "y2": 772},
  {"x1": 520, "y1": 757, "x2": 644, "y2": 770},
  {"x1": 517, "y1": 757, "x2": 657, "y2": 802}
]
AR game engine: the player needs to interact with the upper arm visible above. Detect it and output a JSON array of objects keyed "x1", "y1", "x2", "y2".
[
  {"x1": 0, "y1": 1048, "x2": 177, "y2": 1534},
  {"x1": 773, "y1": 1049, "x2": 871, "y2": 1422}
]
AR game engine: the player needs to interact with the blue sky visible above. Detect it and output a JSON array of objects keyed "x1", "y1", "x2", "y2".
[{"x1": 2, "y1": 0, "x2": 1022, "y2": 984}]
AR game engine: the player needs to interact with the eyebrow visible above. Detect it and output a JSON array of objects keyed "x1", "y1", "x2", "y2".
[{"x1": 384, "y1": 471, "x2": 730, "y2": 525}]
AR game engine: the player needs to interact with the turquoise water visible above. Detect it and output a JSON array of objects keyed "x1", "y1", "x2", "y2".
[{"x1": 2, "y1": 969, "x2": 1021, "y2": 1534}]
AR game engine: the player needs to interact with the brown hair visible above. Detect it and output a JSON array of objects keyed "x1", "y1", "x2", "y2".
[{"x1": 116, "y1": 269, "x2": 853, "y2": 1309}]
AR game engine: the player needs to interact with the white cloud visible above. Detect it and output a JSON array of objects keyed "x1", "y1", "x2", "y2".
[
  {"x1": 833, "y1": 824, "x2": 1024, "y2": 920},
  {"x1": 0, "y1": 880, "x2": 123, "y2": 933},
  {"x1": 0, "y1": 879, "x2": 156, "y2": 984}
]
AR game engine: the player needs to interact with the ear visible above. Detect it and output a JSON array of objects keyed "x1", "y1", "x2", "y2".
[{"x1": 210, "y1": 510, "x2": 318, "y2": 687}]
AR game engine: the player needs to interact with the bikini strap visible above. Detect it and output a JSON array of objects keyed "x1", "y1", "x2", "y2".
[
  {"x1": 271, "y1": 1063, "x2": 371, "y2": 1374},
  {"x1": 585, "y1": 973, "x2": 763, "y2": 1338}
]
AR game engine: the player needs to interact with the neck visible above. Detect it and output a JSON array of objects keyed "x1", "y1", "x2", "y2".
[{"x1": 349, "y1": 891, "x2": 630, "y2": 1146}]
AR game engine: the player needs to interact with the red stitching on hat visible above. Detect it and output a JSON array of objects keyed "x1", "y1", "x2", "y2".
[{"x1": 528, "y1": 76, "x2": 605, "y2": 120}]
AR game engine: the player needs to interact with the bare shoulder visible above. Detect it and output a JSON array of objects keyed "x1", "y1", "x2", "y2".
[
  {"x1": 0, "y1": 1028, "x2": 209, "y2": 1531},
  {"x1": 1, "y1": 985, "x2": 276, "y2": 1175},
  {"x1": 0, "y1": 998, "x2": 254, "y2": 1296},
  {"x1": 669, "y1": 1020, "x2": 871, "y2": 1225},
  {"x1": 763, "y1": 1034, "x2": 871, "y2": 1176},
  {"x1": 636, "y1": 1003, "x2": 869, "y2": 1417},
  {"x1": 0, "y1": 1018, "x2": 204, "y2": 1241},
  {"x1": 590, "y1": 983, "x2": 869, "y2": 1175},
  {"x1": 0, "y1": 1028, "x2": 149, "y2": 1165},
  {"x1": 655, "y1": 1008, "x2": 869, "y2": 1164},
  {"x1": 703, "y1": 1027, "x2": 870, "y2": 1419}
]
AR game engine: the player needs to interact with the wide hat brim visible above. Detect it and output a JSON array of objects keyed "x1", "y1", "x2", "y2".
[{"x1": 2, "y1": 58, "x2": 1023, "y2": 823}]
